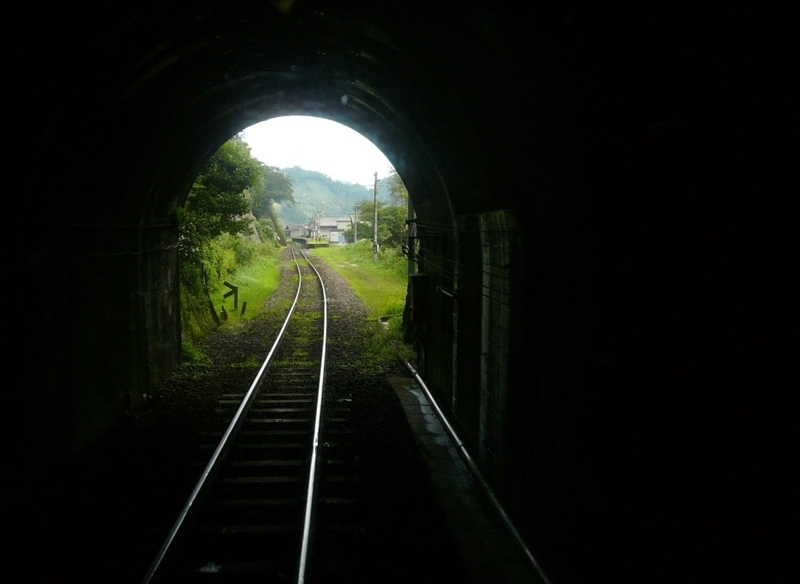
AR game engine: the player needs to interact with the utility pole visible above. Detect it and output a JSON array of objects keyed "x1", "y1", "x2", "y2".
[
  {"x1": 373, "y1": 172, "x2": 378, "y2": 261},
  {"x1": 354, "y1": 203, "x2": 359, "y2": 242}
]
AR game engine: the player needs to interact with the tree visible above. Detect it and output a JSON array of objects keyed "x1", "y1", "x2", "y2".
[
  {"x1": 178, "y1": 134, "x2": 262, "y2": 265},
  {"x1": 249, "y1": 165, "x2": 295, "y2": 245},
  {"x1": 379, "y1": 204, "x2": 408, "y2": 246},
  {"x1": 177, "y1": 134, "x2": 264, "y2": 300},
  {"x1": 386, "y1": 169, "x2": 409, "y2": 207},
  {"x1": 353, "y1": 198, "x2": 408, "y2": 247}
]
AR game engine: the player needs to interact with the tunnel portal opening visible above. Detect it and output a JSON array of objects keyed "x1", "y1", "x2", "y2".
[
  {"x1": 176, "y1": 114, "x2": 419, "y2": 345},
  {"x1": 7, "y1": 4, "x2": 759, "y2": 583}
]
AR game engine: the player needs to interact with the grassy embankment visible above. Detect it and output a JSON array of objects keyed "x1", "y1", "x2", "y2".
[
  {"x1": 310, "y1": 242, "x2": 407, "y2": 321},
  {"x1": 214, "y1": 254, "x2": 282, "y2": 326},
  {"x1": 309, "y1": 240, "x2": 414, "y2": 363},
  {"x1": 186, "y1": 240, "x2": 413, "y2": 363},
  {"x1": 181, "y1": 250, "x2": 281, "y2": 362}
]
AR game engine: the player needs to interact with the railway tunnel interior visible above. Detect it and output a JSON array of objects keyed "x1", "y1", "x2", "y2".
[{"x1": 5, "y1": 2, "x2": 758, "y2": 583}]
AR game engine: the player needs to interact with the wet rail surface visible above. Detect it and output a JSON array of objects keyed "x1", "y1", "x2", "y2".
[{"x1": 143, "y1": 247, "x2": 362, "y2": 583}]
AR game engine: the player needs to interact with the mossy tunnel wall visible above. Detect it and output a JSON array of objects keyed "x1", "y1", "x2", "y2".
[{"x1": 6, "y1": 3, "x2": 757, "y2": 582}]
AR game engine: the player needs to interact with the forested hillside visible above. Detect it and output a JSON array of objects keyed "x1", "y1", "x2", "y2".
[{"x1": 278, "y1": 166, "x2": 392, "y2": 225}]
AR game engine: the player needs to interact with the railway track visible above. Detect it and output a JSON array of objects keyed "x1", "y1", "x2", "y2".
[
  {"x1": 7, "y1": 246, "x2": 536, "y2": 584},
  {"x1": 143, "y1": 246, "x2": 362, "y2": 583}
]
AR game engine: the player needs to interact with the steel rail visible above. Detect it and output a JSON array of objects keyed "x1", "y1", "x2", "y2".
[
  {"x1": 296, "y1": 248, "x2": 329, "y2": 584},
  {"x1": 401, "y1": 359, "x2": 553, "y2": 584},
  {"x1": 141, "y1": 247, "x2": 305, "y2": 584}
]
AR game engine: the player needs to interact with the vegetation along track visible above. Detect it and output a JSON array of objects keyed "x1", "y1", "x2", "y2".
[{"x1": 139, "y1": 246, "x2": 471, "y2": 583}]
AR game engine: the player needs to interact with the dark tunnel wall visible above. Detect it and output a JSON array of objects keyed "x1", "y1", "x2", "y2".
[{"x1": 5, "y1": 3, "x2": 763, "y2": 583}]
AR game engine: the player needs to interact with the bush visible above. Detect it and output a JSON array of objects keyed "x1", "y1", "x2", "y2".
[
  {"x1": 255, "y1": 218, "x2": 276, "y2": 243},
  {"x1": 181, "y1": 341, "x2": 210, "y2": 364},
  {"x1": 180, "y1": 236, "x2": 280, "y2": 342}
]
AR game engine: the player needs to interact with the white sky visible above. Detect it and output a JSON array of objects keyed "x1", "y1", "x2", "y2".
[{"x1": 241, "y1": 116, "x2": 395, "y2": 188}]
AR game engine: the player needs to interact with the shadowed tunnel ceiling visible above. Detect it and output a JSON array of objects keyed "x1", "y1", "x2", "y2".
[
  {"x1": 19, "y1": 2, "x2": 746, "y2": 232},
  {"x1": 29, "y1": 0, "x2": 557, "y2": 228}
]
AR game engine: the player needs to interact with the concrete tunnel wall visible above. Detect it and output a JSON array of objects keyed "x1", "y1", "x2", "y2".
[{"x1": 5, "y1": 3, "x2": 761, "y2": 583}]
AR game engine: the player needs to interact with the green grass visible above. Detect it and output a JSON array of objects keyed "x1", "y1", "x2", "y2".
[
  {"x1": 309, "y1": 244, "x2": 408, "y2": 320},
  {"x1": 309, "y1": 243, "x2": 415, "y2": 365},
  {"x1": 215, "y1": 255, "x2": 281, "y2": 327},
  {"x1": 181, "y1": 341, "x2": 211, "y2": 364},
  {"x1": 189, "y1": 242, "x2": 414, "y2": 367}
]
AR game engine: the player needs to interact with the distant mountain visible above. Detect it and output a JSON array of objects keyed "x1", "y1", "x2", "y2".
[{"x1": 277, "y1": 166, "x2": 391, "y2": 226}]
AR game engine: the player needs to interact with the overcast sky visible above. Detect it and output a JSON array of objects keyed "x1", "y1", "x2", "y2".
[{"x1": 241, "y1": 116, "x2": 395, "y2": 188}]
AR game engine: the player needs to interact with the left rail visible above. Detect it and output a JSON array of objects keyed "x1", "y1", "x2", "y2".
[{"x1": 142, "y1": 245, "x2": 327, "y2": 584}]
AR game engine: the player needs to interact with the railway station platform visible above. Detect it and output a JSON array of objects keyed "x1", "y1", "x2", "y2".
[{"x1": 388, "y1": 377, "x2": 538, "y2": 584}]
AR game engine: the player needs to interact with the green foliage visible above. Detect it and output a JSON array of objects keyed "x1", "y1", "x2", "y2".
[
  {"x1": 378, "y1": 245, "x2": 410, "y2": 279},
  {"x1": 250, "y1": 165, "x2": 295, "y2": 218},
  {"x1": 216, "y1": 253, "x2": 281, "y2": 326},
  {"x1": 181, "y1": 341, "x2": 211, "y2": 364},
  {"x1": 178, "y1": 134, "x2": 282, "y2": 340},
  {"x1": 198, "y1": 234, "x2": 266, "y2": 295},
  {"x1": 181, "y1": 243, "x2": 281, "y2": 341},
  {"x1": 178, "y1": 135, "x2": 262, "y2": 264},
  {"x1": 386, "y1": 169, "x2": 409, "y2": 206},
  {"x1": 180, "y1": 280, "x2": 218, "y2": 341},
  {"x1": 244, "y1": 164, "x2": 294, "y2": 246},
  {"x1": 218, "y1": 233, "x2": 258, "y2": 266},
  {"x1": 349, "y1": 200, "x2": 410, "y2": 248},
  {"x1": 178, "y1": 134, "x2": 264, "y2": 302},
  {"x1": 255, "y1": 218, "x2": 276, "y2": 242},
  {"x1": 203, "y1": 237, "x2": 238, "y2": 282},
  {"x1": 378, "y1": 204, "x2": 409, "y2": 246}
]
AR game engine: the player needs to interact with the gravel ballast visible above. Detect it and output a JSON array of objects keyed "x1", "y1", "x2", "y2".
[{"x1": 9, "y1": 247, "x2": 470, "y2": 583}]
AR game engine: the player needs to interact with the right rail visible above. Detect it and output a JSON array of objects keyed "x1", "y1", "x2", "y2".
[{"x1": 142, "y1": 245, "x2": 329, "y2": 583}]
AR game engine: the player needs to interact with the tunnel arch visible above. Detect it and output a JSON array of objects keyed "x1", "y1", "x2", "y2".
[
  {"x1": 63, "y1": 4, "x2": 470, "y2": 227},
  {"x1": 7, "y1": 3, "x2": 759, "y2": 583},
  {"x1": 16, "y1": 0, "x2": 503, "y2": 482}
]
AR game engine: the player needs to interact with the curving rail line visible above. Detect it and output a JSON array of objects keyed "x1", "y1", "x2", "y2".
[
  {"x1": 297, "y1": 247, "x2": 328, "y2": 584},
  {"x1": 142, "y1": 245, "x2": 328, "y2": 584}
]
